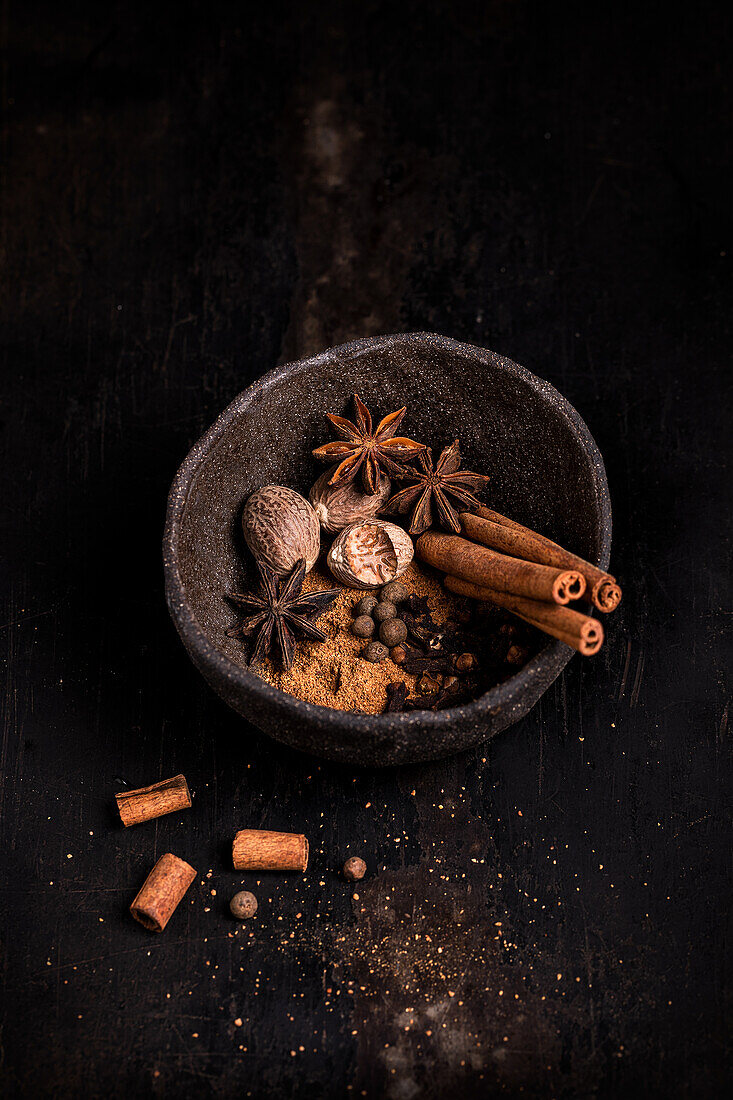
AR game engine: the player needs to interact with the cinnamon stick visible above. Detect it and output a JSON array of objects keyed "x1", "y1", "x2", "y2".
[
  {"x1": 115, "y1": 774, "x2": 192, "y2": 827},
  {"x1": 232, "y1": 829, "x2": 309, "y2": 872},
  {"x1": 465, "y1": 507, "x2": 621, "y2": 613},
  {"x1": 415, "y1": 531, "x2": 586, "y2": 605},
  {"x1": 130, "y1": 853, "x2": 196, "y2": 932},
  {"x1": 444, "y1": 575, "x2": 604, "y2": 656}
]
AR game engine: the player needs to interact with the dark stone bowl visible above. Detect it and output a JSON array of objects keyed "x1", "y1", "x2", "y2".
[{"x1": 163, "y1": 333, "x2": 611, "y2": 766}]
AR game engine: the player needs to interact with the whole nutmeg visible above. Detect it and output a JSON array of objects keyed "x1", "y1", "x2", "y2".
[
  {"x1": 352, "y1": 615, "x2": 376, "y2": 639},
  {"x1": 343, "y1": 856, "x2": 367, "y2": 881},
  {"x1": 309, "y1": 468, "x2": 391, "y2": 534},
  {"x1": 327, "y1": 520, "x2": 413, "y2": 589},
  {"x1": 354, "y1": 595, "x2": 378, "y2": 617},
  {"x1": 373, "y1": 601, "x2": 397, "y2": 623},
  {"x1": 363, "y1": 641, "x2": 388, "y2": 663},
  {"x1": 390, "y1": 644, "x2": 407, "y2": 665},
  {"x1": 381, "y1": 581, "x2": 408, "y2": 603},
  {"x1": 242, "y1": 486, "x2": 320, "y2": 575},
  {"x1": 229, "y1": 890, "x2": 258, "y2": 920},
  {"x1": 379, "y1": 618, "x2": 407, "y2": 647}
]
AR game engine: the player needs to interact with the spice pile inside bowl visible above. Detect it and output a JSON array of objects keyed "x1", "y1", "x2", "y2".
[{"x1": 224, "y1": 394, "x2": 622, "y2": 716}]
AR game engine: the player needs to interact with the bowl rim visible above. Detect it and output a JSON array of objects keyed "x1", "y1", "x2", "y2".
[{"x1": 163, "y1": 332, "x2": 612, "y2": 740}]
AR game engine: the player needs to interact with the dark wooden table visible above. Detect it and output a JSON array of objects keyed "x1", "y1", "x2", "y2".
[{"x1": 2, "y1": 2, "x2": 730, "y2": 1096}]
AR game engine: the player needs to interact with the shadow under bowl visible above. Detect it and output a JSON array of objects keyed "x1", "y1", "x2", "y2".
[{"x1": 163, "y1": 333, "x2": 611, "y2": 766}]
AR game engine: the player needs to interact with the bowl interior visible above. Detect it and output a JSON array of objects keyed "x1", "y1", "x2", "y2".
[{"x1": 174, "y1": 335, "x2": 607, "y2": 681}]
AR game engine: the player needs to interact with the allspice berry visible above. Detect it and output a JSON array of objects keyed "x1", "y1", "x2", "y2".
[
  {"x1": 373, "y1": 601, "x2": 397, "y2": 623},
  {"x1": 229, "y1": 890, "x2": 258, "y2": 920},
  {"x1": 381, "y1": 581, "x2": 408, "y2": 604},
  {"x1": 390, "y1": 644, "x2": 407, "y2": 665},
  {"x1": 343, "y1": 856, "x2": 367, "y2": 881},
  {"x1": 455, "y1": 652, "x2": 478, "y2": 673},
  {"x1": 379, "y1": 618, "x2": 407, "y2": 647},
  {"x1": 363, "y1": 641, "x2": 388, "y2": 663},
  {"x1": 352, "y1": 615, "x2": 376, "y2": 638},
  {"x1": 354, "y1": 595, "x2": 378, "y2": 617}
]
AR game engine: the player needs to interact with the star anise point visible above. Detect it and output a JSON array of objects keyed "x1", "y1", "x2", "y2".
[
  {"x1": 226, "y1": 559, "x2": 340, "y2": 670},
  {"x1": 313, "y1": 393, "x2": 425, "y2": 494},
  {"x1": 384, "y1": 440, "x2": 489, "y2": 535}
]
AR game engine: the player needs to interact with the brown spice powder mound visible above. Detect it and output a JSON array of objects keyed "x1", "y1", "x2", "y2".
[{"x1": 254, "y1": 559, "x2": 464, "y2": 714}]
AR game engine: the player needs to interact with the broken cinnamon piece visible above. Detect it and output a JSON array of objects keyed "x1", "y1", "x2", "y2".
[
  {"x1": 416, "y1": 531, "x2": 586, "y2": 604},
  {"x1": 464, "y1": 508, "x2": 621, "y2": 613},
  {"x1": 115, "y1": 774, "x2": 192, "y2": 827},
  {"x1": 130, "y1": 853, "x2": 196, "y2": 932},
  {"x1": 232, "y1": 829, "x2": 309, "y2": 872},
  {"x1": 444, "y1": 575, "x2": 604, "y2": 656}
]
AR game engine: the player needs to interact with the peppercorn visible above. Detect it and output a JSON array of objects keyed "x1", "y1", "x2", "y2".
[
  {"x1": 373, "y1": 601, "x2": 397, "y2": 623},
  {"x1": 343, "y1": 856, "x2": 367, "y2": 881},
  {"x1": 381, "y1": 581, "x2": 408, "y2": 604},
  {"x1": 379, "y1": 618, "x2": 407, "y2": 647},
  {"x1": 229, "y1": 890, "x2": 258, "y2": 920},
  {"x1": 351, "y1": 615, "x2": 376, "y2": 638},
  {"x1": 455, "y1": 652, "x2": 478, "y2": 673},
  {"x1": 506, "y1": 643, "x2": 529, "y2": 665},
  {"x1": 390, "y1": 644, "x2": 407, "y2": 665},
  {"x1": 443, "y1": 675, "x2": 460, "y2": 692},
  {"x1": 363, "y1": 641, "x2": 388, "y2": 663},
  {"x1": 354, "y1": 595, "x2": 378, "y2": 617}
]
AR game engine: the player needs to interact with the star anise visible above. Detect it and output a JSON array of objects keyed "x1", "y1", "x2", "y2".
[
  {"x1": 226, "y1": 558, "x2": 340, "y2": 671},
  {"x1": 312, "y1": 393, "x2": 425, "y2": 494},
  {"x1": 385, "y1": 439, "x2": 490, "y2": 536}
]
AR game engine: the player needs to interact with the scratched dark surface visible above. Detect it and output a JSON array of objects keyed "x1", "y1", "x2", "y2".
[{"x1": 1, "y1": 1, "x2": 731, "y2": 1097}]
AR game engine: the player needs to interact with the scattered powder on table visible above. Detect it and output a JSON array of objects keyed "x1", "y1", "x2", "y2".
[{"x1": 254, "y1": 558, "x2": 463, "y2": 714}]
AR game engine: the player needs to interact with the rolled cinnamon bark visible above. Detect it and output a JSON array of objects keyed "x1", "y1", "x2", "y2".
[
  {"x1": 465, "y1": 507, "x2": 621, "y2": 613},
  {"x1": 444, "y1": 575, "x2": 604, "y2": 656},
  {"x1": 130, "y1": 853, "x2": 196, "y2": 932},
  {"x1": 416, "y1": 531, "x2": 586, "y2": 605},
  {"x1": 232, "y1": 829, "x2": 309, "y2": 872},
  {"x1": 115, "y1": 774, "x2": 192, "y2": 827}
]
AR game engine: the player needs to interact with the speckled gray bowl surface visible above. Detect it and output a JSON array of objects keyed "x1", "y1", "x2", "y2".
[{"x1": 163, "y1": 333, "x2": 611, "y2": 766}]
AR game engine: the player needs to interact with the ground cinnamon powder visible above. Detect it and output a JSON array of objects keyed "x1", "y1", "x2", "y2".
[{"x1": 255, "y1": 559, "x2": 464, "y2": 714}]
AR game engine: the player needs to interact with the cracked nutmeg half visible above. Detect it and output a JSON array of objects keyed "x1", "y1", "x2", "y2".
[
  {"x1": 312, "y1": 393, "x2": 426, "y2": 494},
  {"x1": 226, "y1": 558, "x2": 340, "y2": 670},
  {"x1": 327, "y1": 520, "x2": 414, "y2": 589},
  {"x1": 385, "y1": 439, "x2": 490, "y2": 536}
]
